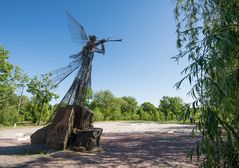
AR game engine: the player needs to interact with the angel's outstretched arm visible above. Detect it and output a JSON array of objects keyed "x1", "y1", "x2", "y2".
[{"x1": 94, "y1": 44, "x2": 105, "y2": 54}]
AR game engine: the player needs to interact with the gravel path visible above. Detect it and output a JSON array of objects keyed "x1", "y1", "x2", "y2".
[{"x1": 0, "y1": 121, "x2": 200, "y2": 167}]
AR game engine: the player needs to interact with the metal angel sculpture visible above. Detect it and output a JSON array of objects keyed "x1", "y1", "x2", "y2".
[
  {"x1": 50, "y1": 11, "x2": 122, "y2": 108},
  {"x1": 30, "y1": 11, "x2": 121, "y2": 150}
]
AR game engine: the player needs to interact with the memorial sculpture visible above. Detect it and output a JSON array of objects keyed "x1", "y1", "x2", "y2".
[{"x1": 31, "y1": 11, "x2": 122, "y2": 151}]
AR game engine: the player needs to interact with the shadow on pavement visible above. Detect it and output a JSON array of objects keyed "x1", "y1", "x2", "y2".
[{"x1": 2, "y1": 132, "x2": 201, "y2": 167}]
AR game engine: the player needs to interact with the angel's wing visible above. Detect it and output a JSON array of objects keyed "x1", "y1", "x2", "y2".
[
  {"x1": 49, "y1": 53, "x2": 82, "y2": 86},
  {"x1": 66, "y1": 11, "x2": 88, "y2": 44}
]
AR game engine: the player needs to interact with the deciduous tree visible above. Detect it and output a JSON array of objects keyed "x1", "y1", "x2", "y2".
[
  {"x1": 27, "y1": 74, "x2": 58, "y2": 125},
  {"x1": 159, "y1": 96, "x2": 184, "y2": 121},
  {"x1": 0, "y1": 46, "x2": 14, "y2": 105},
  {"x1": 175, "y1": 0, "x2": 239, "y2": 166}
]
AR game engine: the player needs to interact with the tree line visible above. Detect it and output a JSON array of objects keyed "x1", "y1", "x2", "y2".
[
  {"x1": 89, "y1": 90, "x2": 187, "y2": 122},
  {"x1": 0, "y1": 45, "x2": 192, "y2": 126}
]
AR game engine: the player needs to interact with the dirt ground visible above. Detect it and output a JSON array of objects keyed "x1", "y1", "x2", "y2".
[{"x1": 0, "y1": 121, "x2": 201, "y2": 167}]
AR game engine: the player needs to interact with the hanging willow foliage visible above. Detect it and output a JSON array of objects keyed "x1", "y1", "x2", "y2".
[{"x1": 174, "y1": 0, "x2": 239, "y2": 167}]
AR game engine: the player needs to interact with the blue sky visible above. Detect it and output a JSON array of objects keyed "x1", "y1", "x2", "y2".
[{"x1": 1, "y1": 0, "x2": 192, "y2": 106}]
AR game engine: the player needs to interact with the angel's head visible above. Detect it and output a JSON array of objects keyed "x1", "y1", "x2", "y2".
[{"x1": 89, "y1": 35, "x2": 97, "y2": 42}]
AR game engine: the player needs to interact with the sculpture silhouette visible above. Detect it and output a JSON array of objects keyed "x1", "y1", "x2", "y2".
[{"x1": 31, "y1": 11, "x2": 122, "y2": 151}]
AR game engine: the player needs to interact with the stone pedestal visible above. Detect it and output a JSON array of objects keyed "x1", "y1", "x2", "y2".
[
  {"x1": 46, "y1": 106, "x2": 75, "y2": 150},
  {"x1": 69, "y1": 128, "x2": 103, "y2": 151},
  {"x1": 31, "y1": 105, "x2": 103, "y2": 151}
]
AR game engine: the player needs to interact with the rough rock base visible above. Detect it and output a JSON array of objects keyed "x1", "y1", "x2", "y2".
[{"x1": 30, "y1": 105, "x2": 103, "y2": 151}]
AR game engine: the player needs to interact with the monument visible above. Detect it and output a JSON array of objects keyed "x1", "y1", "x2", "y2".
[{"x1": 31, "y1": 11, "x2": 122, "y2": 151}]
